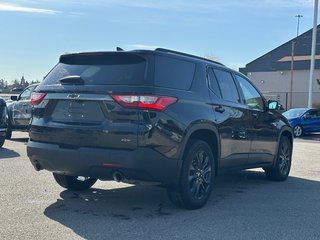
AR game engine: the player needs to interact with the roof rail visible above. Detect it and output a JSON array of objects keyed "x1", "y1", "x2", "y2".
[{"x1": 155, "y1": 48, "x2": 224, "y2": 66}]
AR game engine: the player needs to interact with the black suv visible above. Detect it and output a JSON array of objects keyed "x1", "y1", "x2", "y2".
[
  {"x1": 27, "y1": 48, "x2": 293, "y2": 209},
  {"x1": 0, "y1": 97, "x2": 8, "y2": 147}
]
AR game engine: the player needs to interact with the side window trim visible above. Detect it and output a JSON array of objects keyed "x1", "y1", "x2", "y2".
[{"x1": 206, "y1": 67, "x2": 222, "y2": 98}]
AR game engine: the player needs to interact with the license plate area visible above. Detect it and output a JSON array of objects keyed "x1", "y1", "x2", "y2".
[{"x1": 51, "y1": 100, "x2": 105, "y2": 123}]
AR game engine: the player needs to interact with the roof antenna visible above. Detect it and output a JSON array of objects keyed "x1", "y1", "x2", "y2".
[{"x1": 116, "y1": 47, "x2": 124, "y2": 51}]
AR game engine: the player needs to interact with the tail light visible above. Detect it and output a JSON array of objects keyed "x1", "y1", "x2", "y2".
[
  {"x1": 30, "y1": 92, "x2": 46, "y2": 105},
  {"x1": 111, "y1": 95, "x2": 177, "y2": 111}
]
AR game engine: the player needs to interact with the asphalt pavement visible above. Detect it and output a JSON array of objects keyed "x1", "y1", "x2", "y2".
[{"x1": 0, "y1": 132, "x2": 319, "y2": 240}]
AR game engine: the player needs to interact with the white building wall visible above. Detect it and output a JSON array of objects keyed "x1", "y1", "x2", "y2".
[{"x1": 246, "y1": 70, "x2": 320, "y2": 108}]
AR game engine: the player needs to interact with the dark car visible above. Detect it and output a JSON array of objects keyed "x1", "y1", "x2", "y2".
[
  {"x1": 27, "y1": 49, "x2": 293, "y2": 209},
  {"x1": 283, "y1": 108, "x2": 320, "y2": 137},
  {"x1": 0, "y1": 98, "x2": 8, "y2": 147},
  {"x1": 6, "y1": 84, "x2": 39, "y2": 139}
]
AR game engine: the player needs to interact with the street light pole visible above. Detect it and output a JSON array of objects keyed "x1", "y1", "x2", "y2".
[
  {"x1": 296, "y1": 14, "x2": 303, "y2": 37},
  {"x1": 289, "y1": 14, "x2": 303, "y2": 109},
  {"x1": 308, "y1": 0, "x2": 318, "y2": 108}
]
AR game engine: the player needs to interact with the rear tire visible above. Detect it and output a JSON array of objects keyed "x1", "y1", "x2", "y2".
[
  {"x1": 53, "y1": 173, "x2": 97, "y2": 191},
  {"x1": 167, "y1": 140, "x2": 215, "y2": 209},
  {"x1": 264, "y1": 136, "x2": 292, "y2": 181}
]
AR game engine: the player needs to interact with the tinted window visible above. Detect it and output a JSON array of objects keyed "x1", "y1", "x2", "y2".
[
  {"x1": 207, "y1": 68, "x2": 221, "y2": 98},
  {"x1": 43, "y1": 54, "x2": 147, "y2": 85},
  {"x1": 154, "y1": 56, "x2": 195, "y2": 90},
  {"x1": 214, "y1": 69, "x2": 239, "y2": 103},
  {"x1": 235, "y1": 75, "x2": 264, "y2": 110},
  {"x1": 304, "y1": 110, "x2": 318, "y2": 119}
]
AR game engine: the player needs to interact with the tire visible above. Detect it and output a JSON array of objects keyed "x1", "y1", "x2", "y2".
[
  {"x1": 167, "y1": 140, "x2": 215, "y2": 209},
  {"x1": 53, "y1": 173, "x2": 97, "y2": 191},
  {"x1": 264, "y1": 136, "x2": 292, "y2": 181},
  {"x1": 6, "y1": 125, "x2": 12, "y2": 140},
  {"x1": 0, "y1": 137, "x2": 5, "y2": 148},
  {"x1": 293, "y1": 125, "x2": 303, "y2": 137}
]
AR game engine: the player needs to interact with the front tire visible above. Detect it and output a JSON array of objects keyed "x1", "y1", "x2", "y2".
[
  {"x1": 264, "y1": 136, "x2": 292, "y2": 181},
  {"x1": 53, "y1": 173, "x2": 97, "y2": 191},
  {"x1": 5, "y1": 125, "x2": 12, "y2": 140},
  {"x1": 293, "y1": 125, "x2": 303, "y2": 137},
  {"x1": 0, "y1": 137, "x2": 5, "y2": 148},
  {"x1": 167, "y1": 140, "x2": 215, "y2": 209}
]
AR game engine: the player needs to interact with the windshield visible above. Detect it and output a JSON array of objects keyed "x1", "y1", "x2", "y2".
[{"x1": 283, "y1": 109, "x2": 307, "y2": 118}]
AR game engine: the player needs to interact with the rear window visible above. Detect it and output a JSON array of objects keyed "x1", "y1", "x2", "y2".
[
  {"x1": 42, "y1": 53, "x2": 147, "y2": 85},
  {"x1": 154, "y1": 56, "x2": 195, "y2": 90}
]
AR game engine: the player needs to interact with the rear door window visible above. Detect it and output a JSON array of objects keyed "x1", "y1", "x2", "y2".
[
  {"x1": 43, "y1": 53, "x2": 147, "y2": 85},
  {"x1": 213, "y1": 69, "x2": 240, "y2": 103},
  {"x1": 154, "y1": 55, "x2": 195, "y2": 90}
]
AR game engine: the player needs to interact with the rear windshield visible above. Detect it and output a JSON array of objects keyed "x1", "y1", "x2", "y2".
[{"x1": 42, "y1": 53, "x2": 147, "y2": 85}]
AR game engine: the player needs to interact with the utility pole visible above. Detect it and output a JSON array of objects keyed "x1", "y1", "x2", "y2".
[
  {"x1": 308, "y1": 0, "x2": 318, "y2": 108},
  {"x1": 289, "y1": 14, "x2": 303, "y2": 109}
]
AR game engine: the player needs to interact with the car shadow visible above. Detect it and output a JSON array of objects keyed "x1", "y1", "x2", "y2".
[
  {"x1": 8, "y1": 137, "x2": 29, "y2": 143},
  {"x1": 0, "y1": 148, "x2": 20, "y2": 159},
  {"x1": 298, "y1": 133, "x2": 320, "y2": 141},
  {"x1": 43, "y1": 170, "x2": 320, "y2": 240}
]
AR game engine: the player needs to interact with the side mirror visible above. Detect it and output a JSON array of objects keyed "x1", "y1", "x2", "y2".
[
  {"x1": 10, "y1": 96, "x2": 18, "y2": 101},
  {"x1": 268, "y1": 100, "x2": 279, "y2": 110}
]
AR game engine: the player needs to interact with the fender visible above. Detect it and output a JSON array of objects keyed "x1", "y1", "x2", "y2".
[
  {"x1": 173, "y1": 121, "x2": 221, "y2": 187},
  {"x1": 271, "y1": 125, "x2": 294, "y2": 168}
]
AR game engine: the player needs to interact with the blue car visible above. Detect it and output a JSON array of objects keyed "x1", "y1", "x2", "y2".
[{"x1": 283, "y1": 108, "x2": 320, "y2": 137}]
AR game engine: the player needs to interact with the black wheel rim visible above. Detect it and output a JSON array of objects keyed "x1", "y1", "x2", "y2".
[
  {"x1": 188, "y1": 149, "x2": 212, "y2": 200},
  {"x1": 279, "y1": 141, "x2": 291, "y2": 176}
]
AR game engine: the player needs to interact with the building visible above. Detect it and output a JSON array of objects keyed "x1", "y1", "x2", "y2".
[{"x1": 240, "y1": 25, "x2": 320, "y2": 109}]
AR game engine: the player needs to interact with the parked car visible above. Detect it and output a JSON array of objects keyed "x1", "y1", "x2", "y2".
[
  {"x1": 6, "y1": 84, "x2": 39, "y2": 139},
  {"x1": 0, "y1": 97, "x2": 8, "y2": 147},
  {"x1": 283, "y1": 108, "x2": 320, "y2": 137},
  {"x1": 27, "y1": 48, "x2": 293, "y2": 209}
]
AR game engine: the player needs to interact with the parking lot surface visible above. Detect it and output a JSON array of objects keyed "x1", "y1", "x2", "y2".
[{"x1": 0, "y1": 132, "x2": 320, "y2": 240}]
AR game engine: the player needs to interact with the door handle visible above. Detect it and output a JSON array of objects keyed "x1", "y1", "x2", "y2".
[
  {"x1": 215, "y1": 106, "x2": 225, "y2": 113},
  {"x1": 252, "y1": 112, "x2": 259, "y2": 119}
]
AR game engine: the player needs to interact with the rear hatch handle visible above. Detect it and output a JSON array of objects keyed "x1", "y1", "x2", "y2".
[{"x1": 59, "y1": 75, "x2": 84, "y2": 85}]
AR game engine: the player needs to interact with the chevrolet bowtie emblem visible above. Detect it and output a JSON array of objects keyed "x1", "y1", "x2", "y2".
[{"x1": 67, "y1": 93, "x2": 80, "y2": 99}]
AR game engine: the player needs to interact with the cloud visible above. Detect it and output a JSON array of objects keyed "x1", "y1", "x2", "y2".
[
  {"x1": 126, "y1": 44, "x2": 161, "y2": 49},
  {"x1": 75, "y1": 0, "x2": 314, "y2": 11},
  {"x1": 0, "y1": 2, "x2": 60, "y2": 14}
]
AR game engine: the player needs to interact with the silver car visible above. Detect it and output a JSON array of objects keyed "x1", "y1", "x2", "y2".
[{"x1": 6, "y1": 84, "x2": 38, "y2": 139}]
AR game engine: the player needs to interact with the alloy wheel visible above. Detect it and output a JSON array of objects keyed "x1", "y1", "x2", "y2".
[
  {"x1": 188, "y1": 149, "x2": 212, "y2": 200},
  {"x1": 278, "y1": 141, "x2": 291, "y2": 176},
  {"x1": 294, "y1": 125, "x2": 302, "y2": 137}
]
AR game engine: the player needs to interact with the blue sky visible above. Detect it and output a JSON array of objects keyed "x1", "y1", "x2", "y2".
[{"x1": 0, "y1": 0, "x2": 316, "y2": 82}]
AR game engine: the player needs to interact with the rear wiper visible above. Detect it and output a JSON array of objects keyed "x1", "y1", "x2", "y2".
[{"x1": 59, "y1": 75, "x2": 84, "y2": 85}]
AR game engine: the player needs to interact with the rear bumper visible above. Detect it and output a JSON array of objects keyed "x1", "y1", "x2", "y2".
[{"x1": 27, "y1": 140, "x2": 180, "y2": 187}]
